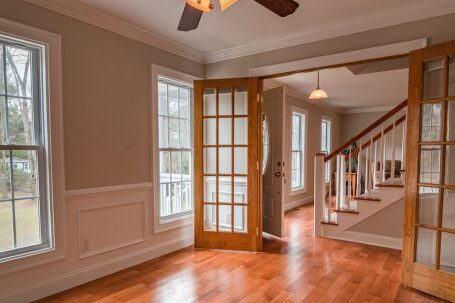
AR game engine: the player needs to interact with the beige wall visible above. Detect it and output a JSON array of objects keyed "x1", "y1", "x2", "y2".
[
  {"x1": 264, "y1": 89, "x2": 341, "y2": 207},
  {"x1": 340, "y1": 111, "x2": 387, "y2": 142},
  {"x1": 0, "y1": 0, "x2": 204, "y2": 190},
  {"x1": 206, "y1": 13, "x2": 455, "y2": 78}
]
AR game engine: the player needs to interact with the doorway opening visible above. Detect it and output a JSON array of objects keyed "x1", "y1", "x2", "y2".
[{"x1": 260, "y1": 55, "x2": 409, "y2": 242}]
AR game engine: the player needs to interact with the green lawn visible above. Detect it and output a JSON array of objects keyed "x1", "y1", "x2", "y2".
[{"x1": 0, "y1": 200, "x2": 40, "y2": 252}]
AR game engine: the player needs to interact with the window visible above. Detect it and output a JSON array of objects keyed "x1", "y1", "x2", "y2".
[
  {"x1": 321, "y1": 118, "x2": 332, "y2": 182},
  {"x1": 0, "y1": 36, "x2": 50, "y2": 259},
  {"x1": 157, "y1": 76, "x2": 193, "y2": 220},
  {"x1": 291, "y1": 112, "x2": 306, "y2": 191}
]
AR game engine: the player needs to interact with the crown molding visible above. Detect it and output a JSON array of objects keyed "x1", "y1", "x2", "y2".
[
  {"x1": 24, "y1": 0, "x2": 206, "y2": 63},
  {"x1": 22, "y1": 0, "x2": 455, "y2": 65},
  {"x1": 205, "y1": 0, "x2": 455, "y2": 63}
]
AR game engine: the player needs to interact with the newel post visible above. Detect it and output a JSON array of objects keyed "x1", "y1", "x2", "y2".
[{"x1": 314, "y1": 152, "x2": 326, "y2": 237}]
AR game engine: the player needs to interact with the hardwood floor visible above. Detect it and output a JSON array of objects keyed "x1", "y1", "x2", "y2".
[{"x1": 37, "y1": 204, "x2": 446, "y2": 303}]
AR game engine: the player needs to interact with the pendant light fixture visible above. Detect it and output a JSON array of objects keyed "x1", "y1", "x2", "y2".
[
  {"x1": 220, "y1": 0, "x2": 238, "y2": 10},
  {"x1": 309, "y1": 70, "x2": 328, "y2": 100},
  {"x1": 186, "y1": 0, "x2": 238, "y2": 12}
]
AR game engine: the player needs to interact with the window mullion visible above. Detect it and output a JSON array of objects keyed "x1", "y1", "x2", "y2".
[{"x1": 2, "y1": 44, "x2": 10, "y2": 144}]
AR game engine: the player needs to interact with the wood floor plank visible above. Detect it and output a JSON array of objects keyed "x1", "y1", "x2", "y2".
[{"x1": 36, "y1": 204, "x2": 447, "y2": 303}]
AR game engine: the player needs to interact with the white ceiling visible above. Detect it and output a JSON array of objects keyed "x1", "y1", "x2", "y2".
[
  {"x1": 265, "y1": 66, "x2": 408, "y2": 112},
  {"x1": 34, "y1": 0, "x2": 455, "y2": 62}
]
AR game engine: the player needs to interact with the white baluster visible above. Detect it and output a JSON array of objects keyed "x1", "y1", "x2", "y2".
[
  {"x1": 328, "y1": 158, "x2": 332, "y2": 221},
  {"x1": 373, "y1": 138, "x2": 378, "y2": 189},
  {"x1": 381, "y1": 126, "x2": 387, "y2": 183},
  {"x1": 391, "y1": 120, "x2": 396, "y2": 184},
  {"x1": 340, "y1": 154, "x2": 346, "y2": 209},
  {"x1": 356, "y1": 140, "x2": 362, "y2": 197},
  {"x1": 336, "y1": 154, "x2": 341, "y2": 210},
  {"x1": 348, "y1": 152, "x2": 352, "y2": 204}
]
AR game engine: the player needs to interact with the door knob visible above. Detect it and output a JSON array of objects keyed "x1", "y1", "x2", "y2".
[{"x1": 275, "y1": 172, "x2": 281, "y2": 177}]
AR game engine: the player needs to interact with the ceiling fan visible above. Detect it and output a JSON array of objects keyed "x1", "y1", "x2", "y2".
[{"x1": 178, "y1": 0, "x2": 300, "y2": 31}]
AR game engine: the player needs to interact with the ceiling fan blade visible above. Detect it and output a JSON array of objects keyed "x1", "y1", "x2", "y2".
[
  {"x1": 178, "y1": 3, "x2": 203, "y2": 31},
  {"x1": 254, "y1": 0, "x2": 299, "y2": 17}
]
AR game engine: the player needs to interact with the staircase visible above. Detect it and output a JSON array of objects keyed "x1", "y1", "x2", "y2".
[{"x1": 314, "y1": 100, "x2": 408, "y2": 247}]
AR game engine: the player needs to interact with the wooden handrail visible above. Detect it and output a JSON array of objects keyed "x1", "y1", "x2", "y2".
[{"x1": 324, "y1": 99, "x2": 408, "y2": 162}]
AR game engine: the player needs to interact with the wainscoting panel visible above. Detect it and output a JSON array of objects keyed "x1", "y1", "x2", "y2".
[{"x1": 77, "y1": 200, "x2": 146, "y2": 259}]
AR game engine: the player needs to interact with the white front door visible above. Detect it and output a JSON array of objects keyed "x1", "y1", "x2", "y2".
[{"x1": 262, "y1": 89, "x2": 285, "y2": 237}]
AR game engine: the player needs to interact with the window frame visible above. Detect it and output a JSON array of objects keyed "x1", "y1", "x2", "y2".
[
  {"x1": 290, "y1": 108, "x2": 307, "y2": 194},
  {"x1": 321, "y1": 117, "x2": 332, "y2": 183},
  {"x1": 0, "y1": 17, "x2": 65, "y2": 267},
  {"x1": 151, "y1": 64, "x2": 199, "y2": 233}
]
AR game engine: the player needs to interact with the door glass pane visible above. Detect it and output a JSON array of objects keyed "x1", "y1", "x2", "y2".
[
  {"x1": 203, "y1": 88, "x2": 216, "y2": 116},
  {"x1": 421, "y1": 103, "x2": 442, "y2": 142},
  {"x1": 415, "y1": 227, "x2": 437, "y2": 267},
  {"x1": 218, "y1": 118, "x2": 232, "y2": 145},
  {"x1": 219, "y1": 205, "x2": 231, "y2": 232},
  {"x1": 219, "y1": 88, "x2": 232, "y2": 115},
  {"x1": 234, "y1": 88, "x2": 248, "y2": 115},
  {"x1": 234, "y1": 206, "x2": 247, "y2": 233},
  {"x1": 203, "y1": 204, "x2": 216, "y2": 231},
  {"x1": 443, "y1": 189, "x2": 455, "y2": 230},
  {"x1": 0, "y1": 201, "x2": 13, "y2": 252},
  {"x1": 449, "y1": 55, "x2": 455, "y2": 97},
  {"x1": 15, "y1": 198, "x2": 41, "y2": 248},
  {"x1": 423, "y1": 59, "x2": 444, "y2": 100},
  {"x1": 418, "y1": 187, "x2": 439, "y2": 226},
  {"x1": 234, "y1": 118, "x2": 248, "y2": 145},
  {"x1": 419, "y1": 145, "x2": 441, "y2": 184},
  {"x1": 218, "y1": 147, "x2": 232, "y2": 174},
  {"x1": 234, "y1": 176, "x2": 247, "y2": 204},
  {"x1": 445, "y1": 145, "x2": 455, "y2": 185},
  {"x1": 218, "y1": 176, "x2": 232, "y2": 203},
  {"x1": 203, "y1": 118, "x2": 216, "y2": 145},
  {"x1": 203, "y1": 147, "x2": 216, "y2": 174},
  {"x1": 234, "y1": 147, "x2": 247, "y2": 174},
  {"x1": 448, "y1": 102, "x2": 455, "y2": 141},
  {"x1": 203, "y1": 176, "x2": 216, "y2": 203},
  {"x1": 440, "y1": 232, "x2": 455, "y2": 274}
]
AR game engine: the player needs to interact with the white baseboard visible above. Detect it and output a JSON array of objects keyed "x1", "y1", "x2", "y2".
[
  {"x1": 328, "y1": 231, "x2": 402, "y2": 250},
  {"x1": 2, "y1": 235, "x2": 194, "y2": 303},
  {"x1": 284, "y1": 196, "x2": 313, "y2": 211}
]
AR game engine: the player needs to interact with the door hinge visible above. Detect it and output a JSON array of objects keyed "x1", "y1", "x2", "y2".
[
  {"x1": 256, "y1": 227, "x2": 259, "y2": 236},
  {"x1": 257, "y1": 161, "x2": 259, "y2": 170}
]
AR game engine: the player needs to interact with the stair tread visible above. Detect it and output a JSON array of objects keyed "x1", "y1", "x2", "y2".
[
  {"x1": 334, "y1": 208, "x2": 360, "y2": 214},
  {"x1": 321, "y1": 220, "x2": 339, "y2": 226},
  {"x1": 354, "y1": 196, "x2": 381, "y2": 202}
]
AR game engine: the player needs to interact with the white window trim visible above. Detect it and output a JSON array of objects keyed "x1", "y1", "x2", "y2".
[
  {"x1": 321, "y1": 116, "x2": 333, "y2": 184},
  {"x1": 289, "y1": 107, "x2": 307, "y2": 196},
  {"x1": 0, "y1": 17, "x2": 65, "y2": 268},
  {"x1": 150, "y1": 64, "x2": 199, "y2": 233}
]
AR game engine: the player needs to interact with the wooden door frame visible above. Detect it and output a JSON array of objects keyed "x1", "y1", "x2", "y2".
[
  {"x1": 402, "y1": 40, "x2": 455, "y2": 302},
  {"x1": 194, "y1": 78, "x2": 263, "y2": 252}
]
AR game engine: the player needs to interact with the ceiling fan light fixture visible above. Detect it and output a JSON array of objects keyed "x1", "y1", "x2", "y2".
[
  {"x1": 219, "y1": 0, "x2": 238, "y2": 11},
  {"x1": 186, "y1": 0, "x2": 213, "y2": 12},
  {"x1": 309, "y1": 70, "x2": 328, "y2": 100}
]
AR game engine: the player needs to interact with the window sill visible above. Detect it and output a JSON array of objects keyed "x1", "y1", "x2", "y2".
[{"x1": 154, "y1": 212, "x2": 194, "y2": 234}]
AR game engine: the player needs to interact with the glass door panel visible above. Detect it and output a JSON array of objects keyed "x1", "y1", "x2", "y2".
[
  {"x1": 195, "y1": 78, "x2": 261, "y2": 251},
  {"x1": 404, "y1": 41, "x2": 455, "y2": 301}
]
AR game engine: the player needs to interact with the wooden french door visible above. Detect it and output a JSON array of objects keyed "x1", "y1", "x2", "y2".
[
  {"x1": 194, "y1": 78, "x2": 262, "y2": 251},
  {"x1": 403, "y1": 40, "x2": 455, "y2": 301}
]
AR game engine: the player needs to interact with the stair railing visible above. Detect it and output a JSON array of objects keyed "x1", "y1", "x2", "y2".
[{"x1": 314, "y1": 100, "x2": 408, "y2": 234}]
